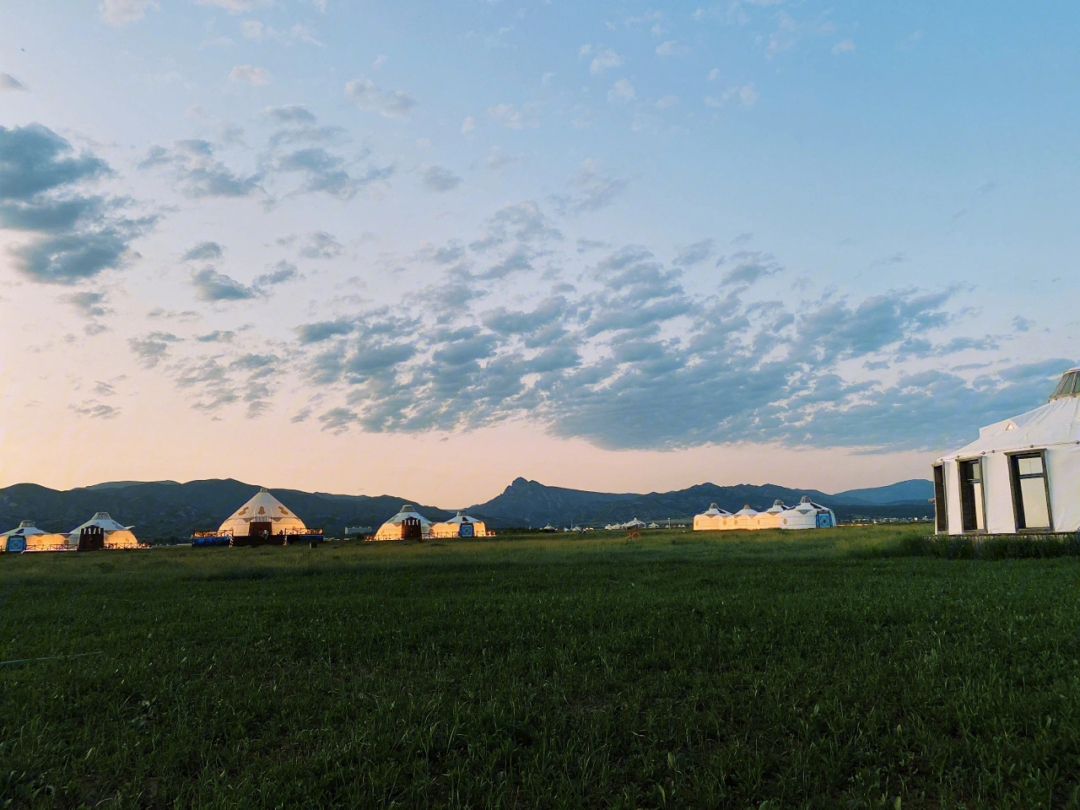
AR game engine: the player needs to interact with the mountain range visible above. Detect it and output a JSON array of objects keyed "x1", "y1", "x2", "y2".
[{"x1": 0, "y1": 477, "x2": 933, "y2": 542}]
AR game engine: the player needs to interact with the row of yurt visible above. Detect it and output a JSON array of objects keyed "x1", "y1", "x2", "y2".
[
  {"x1": 933, "y1": 366, "x2": 1080, "y2": 535},
  {"x1": 1, "y1": 513, "x2": 141, "y2": 553},
  {"x1": 192, "y1": 487, "x2": 322, "y2": 547},
  {"x1": 371, "y1": 505, "x2": 492, "y2": 541},
  {"x1": 693, "y1": 498, "x2": 836, "y2": 531}
]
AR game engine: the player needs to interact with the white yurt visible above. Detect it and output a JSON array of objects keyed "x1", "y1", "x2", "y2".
[
  {"x1": 780, "y1": 497, "x2": 836, "y2": 530},
  {"x1": 732, "y1": 505, "x2": 759, "y2": 529},
  {"x1": 756, "y1": 500, "x2": 789, "y2": 529},
  {"x1": 693, "y1": 503, "x2": 733, "y2": 531},
  {"x1": 933, "y1": 366, "x2": 1080, "y2": 535},
  {"x1": 1, "y1": 521, "x2": 72, "y2": 553},
  {"x1": 66, "y1": 512, "x2": 140, "y2": 548},
  {"x1": 431, "y1": 511, "x2": 488, "y2": 538},
  {"x1": 218, "y1": 487, "x2": 308, "y2": 538},
  {"x1": 373, "y1": 504, "x2": 433, "y2": 541},
  {"x1": 622, "y1": 518, "x2": 646, "y2": 529}
]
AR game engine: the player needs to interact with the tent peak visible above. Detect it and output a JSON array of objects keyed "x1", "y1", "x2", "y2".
[{"x1": 1049, "y1": 368, "x2": 1080, "y2": 401}]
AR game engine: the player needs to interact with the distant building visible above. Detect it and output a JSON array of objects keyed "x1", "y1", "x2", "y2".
[
  {"x1": 431, "y1": 511, "x2": 491, "y2": 539},
  {"x1": 693, "y1": 497, "x2": 835, "y2": 531},
  {"x1": 193, "y1": 487, "x2": 322, "y2": 547},
  {"x1": 373, "y1": 504, "x2": 433, "y2": 541},
  {"x1": 67, "y1": 512, "x2": 141, "y2": 549},
  {"x1": 1, "y1": 520, "x2": 70, "y2": 553}
]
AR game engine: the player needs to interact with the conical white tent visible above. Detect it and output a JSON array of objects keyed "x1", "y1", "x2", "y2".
[
  {"x1": 373, "y1": 504, "x2": 434, "y2": 541},
  {"x1": 431, "y1": 511, "x2": 488, "y2": 538},
  {"x1": 2, "y1": 520, "x2": 72, "y2": 552},
  {"x1": 732, "y1": 504, "x2": 759, "y2": 529},
  {"x1": 66, "y1": 512, "x2": 140, "y2": 548},
  {"x1": 693, "y1": 503, "x2": 733, "y2": 531},
  {"x1": 218, "y1": 487, "x2": 308, "y2": 537},
  {"x1": 780, "y1": 496, "x2": 836, "y2": 530},
  {"x1": 756, "y1": 499, "x2": 789, "y2": 529},
  {"x1": 934, "y1": 367, "x2": 1080, "y2": 535}
]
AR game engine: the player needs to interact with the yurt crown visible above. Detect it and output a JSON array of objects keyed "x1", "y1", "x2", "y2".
[
  {"x1": 1049, "y1": 368, "x2": 1080, "y2": 401},
  {"x1": 18, "y1": 520, "x2": 35, "y2": 528}
]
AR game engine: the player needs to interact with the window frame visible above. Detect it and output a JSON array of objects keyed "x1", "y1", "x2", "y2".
[
  {"x1": 956, "y1": 456, "x2": 988, "y2": 534},
  {"x1": 932, "y1": 463, "x2": 948, "y2": 533},
  {"x1": 1006, "y1": 449, "x2": 1054, "y2": 533}
]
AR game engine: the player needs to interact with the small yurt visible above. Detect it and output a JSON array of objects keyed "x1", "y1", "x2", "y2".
[
  {"x1": 780, "y1": 497, "x2": 836, "y2": 530},
  {"x1": 732, "y1": 504, "x2": 759, "y2": 529},
  {"x1": 2, "y1": 521, "x2": 72, "y2": 553},
  {"x1": 431, "y1": 511, "x2": 488, "y2": 539},
  {"x1": 933, "y1": 366, "x2": 1080, "y2": 535},
  {"x1": 66, "y1": 513, "x2": 140, "y2": 549},
  {"x1": 756, "y1": 500, "x2": 789, "y2": 529},
  {"x1": 373, "y1": 504, "x2": 433, "y2": 541},
  {"x1": 693, "y1": 503, "x2": 733, "y2": 531}
]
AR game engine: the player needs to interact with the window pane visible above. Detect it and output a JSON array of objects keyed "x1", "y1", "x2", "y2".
[
  {"x1": 1020, "y1": 478, "x2": 1051, "y2": 528},
  {"x1": 1017, "y1": 455, "x2": 1044, "y2": 475}
]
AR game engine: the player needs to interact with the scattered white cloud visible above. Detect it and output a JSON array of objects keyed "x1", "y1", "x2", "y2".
[
  {"x1": 461, "y1": 116, "x2": 476, "y2": 134},
  {"x1": 373, "y1": 54, "x2": 388, "y2": 69},
  {"x1": 589, "y1": 48, "x2": 623, "y2": 74},
  {"x1": 421, "y1": 164, "x2": 463, "y2": 193},
  {"x1": 195, "y1": 0, "x2": 268, "y2": 11},
  {"x1": 488, "y1": 102, "x2": 540, "y2": 129},
  {"x1": 98, "y1": 0, "x2": 158, "y2": 26},
  {"x1": 229, "y1": 65, "x2": 270, "y2": 85},
  {"x1": 705, "y1": 83, "x2": 758, "y2": 108},
  {"x1": 656, "y1": 95, "x2": 678, "y2": 109},
  {"x1": 832, "y1": 39, "x2": 855, "y2": 54},
  {"x1": 708, "y1": 67, "x2": 720, "y2": 81},
  {"x1": 608, "y1": 79, "x2": 636, "y2": 103},
  {"x1": 344, "y1": 77, "x2": 416, "y2": 119},
  {"x1": 0, "y1": 73, "x2": 27, "y2": 91},
  {"x1": 656, "y1": 40, "x2": 690, "y2": 57}
]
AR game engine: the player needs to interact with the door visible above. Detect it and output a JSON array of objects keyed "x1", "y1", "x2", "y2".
[{"x1": 401, "y1": 517, "x2": 422, "y2": 540}]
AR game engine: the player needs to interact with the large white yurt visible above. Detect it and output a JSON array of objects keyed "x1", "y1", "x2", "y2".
[
  {"x1": 373, "y1": 504, "x2": 433, "y2": 541},
  {"x1": 431, "y1": 511, "x2": 488, "y2": 539},
  {"x1": 66, "y1": 513, "x2": 140, "y2": 548},
  {"x1": 780, "y1": 497, "x2": 836, "y2": 530},
  {"x1": 732, "y1": 505, "x2": 759, "y2": 529},
  {"x1": 933, "y1": 366, "x2": 1080, "y2": 535},
  {"x1": 218, "y1": 487, "x2": 308, "y2": 538},
  {"x1": 693, "y1": 503, "x2": 733, "y2": 531},
  {"x1": 1, "y1": 521, "x2": 72, "y2": 553},
  {"x1": 757, "y1": 500, "x2": 789, "y2": 529}
]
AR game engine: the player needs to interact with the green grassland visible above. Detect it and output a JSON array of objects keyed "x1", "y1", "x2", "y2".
[{"x1": 2, "y1": 527, "x2": 1080, "y2": 808}]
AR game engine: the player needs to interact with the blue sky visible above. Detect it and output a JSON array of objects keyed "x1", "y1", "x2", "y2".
[{"x1": 1, "y1": 0, "x2": 1077, "y2": 503}]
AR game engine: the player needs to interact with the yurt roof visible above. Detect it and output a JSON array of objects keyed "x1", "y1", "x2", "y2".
[
  {"x1": 764, "y1": 499, "x2": 788, "y2": 514},
  {"x1": 380, "y1": 504, "x2": 433, "y2": 528},
  {"x1": 69, "y1": 512, "x2": 132, "y2": 533},
  {"x1": 1049, "y1": 368, "x2": 1080, "y2": 401},
  {"x1": 698, "y1": 502, "x2": 732, "y2": 517},
  {"x1": 939, "y1": 394, "x2": 1080, "y2": 462},
  {"x1": 1, "y1": 520, "x2": 50, "y2": 539},
  {"x1": 443, "y1": 511, "x2": 479, "y2": 525},
  {"x1": 734, "y1": 504, "x2": 758, "y2": 516},
  {"x1": 218, "y1": 487, "x2": 307, "y2": 534}
]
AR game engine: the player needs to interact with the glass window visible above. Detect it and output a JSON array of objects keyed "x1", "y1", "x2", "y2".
[
  {"x1": 958, "y1": 459, "x2": 985, "y2": 533},
  {"x1": 933, "y1": 464, "x2": 948, "y2": 532},
  {"x1": 1009, "y1": 452, "x2": 1052, "y2": 531}
]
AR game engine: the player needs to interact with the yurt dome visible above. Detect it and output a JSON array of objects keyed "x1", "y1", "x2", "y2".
[
  {"x1": 1049, "y1": 368, "x2": 1080, "y2": 401},
  {"x1": 432, "y1": 511, "x2": 488, "y2": 538},
  {"x1": 734, "y1": 504, "x2": 759, "y2": 516},
  {"x1": 764, "y1": 500, "x2": 788, "y2": 514},
  {"x1": 373, "y1": 504, "x2": 434, "y2": 541},
  {"x1": 693, "y1": 503, "x2": 733, "y2": 531},
  {"x1": 2, "y1": 520, "x2": 70, "y2": 552},
  {"x1": 66, "y1": 512, "x2": 139, "y2": 548},
  {"x1": 218, "y1": 487, "x2": 307, "y2": 536}
]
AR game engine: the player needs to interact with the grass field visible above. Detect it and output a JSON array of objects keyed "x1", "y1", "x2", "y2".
[{"x1": 2, "y1": 526, "x2": 1080, "y2": 808}]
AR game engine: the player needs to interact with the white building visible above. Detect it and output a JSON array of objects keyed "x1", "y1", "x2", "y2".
[
  {"x1": 218, "y1": 487, "x2": 309, "y2": 538},
  {"x1": 779, "y1": 497, "x2": 836, "y2": 530},
  {"x1": 1, "y1": 521, "x2": 72, "y2": 553},
  {"x1": 66, "y1": 512, "x2": 140, "y2": 548},
  {"x1": 693, "y1": 503, "x2": 733, "y2": 531},
  {"x1": 431, "y1": 511, "x2": 489, "y2": 538},
  {"x1": 373, "y1": 504, "x2": 433, "y2": 541},
  {"x1": 933, "y1": 367, "x2": 1080, "y2": 535}
]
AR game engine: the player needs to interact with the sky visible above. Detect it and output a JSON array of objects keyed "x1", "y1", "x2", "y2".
[{"x1": 1, "y1": 0, "x2": 1078, "y2": 507}]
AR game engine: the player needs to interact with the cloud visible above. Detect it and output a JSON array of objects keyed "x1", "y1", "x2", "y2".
[
  {"x1": 139, "y1": 140, "x2": 262, "y2": 198},
  {"x1": 63, "y1": 290, "x2": 111, "y2": 318},
  {"x1": 705, "y1": 84, "x2": 759, "y2": 108},
  {"x1": 182, "y1": 241, "x2": 224, "y2": 261},
  {"x1": 195, "y1": 0, "x2": 268, "y2": 11},
  {"x1": 229, "y1": 65, "x2": 271, "y2": 85},
  {"x1": 655, "y1": 40, "x2": 690, "y2": 57},
  {"x1": 191, "y1": 267, "x2": 260, "y2": 301},
  {"x1": 421, "y1": 164, "x2": 463, "y2": 193},
  {"x1": 71, "y1": 401, "x2": 120, "y2": 419},
  {"x1": 299, "y1": 231, "x2": 344, "y2": 259},
  {"x1": 273, "y1": 147, "x2": 393, "y2": 199},
  {"x1": 128, "y1": 331, "x2": 182, "y2": 368},
  {"x1": 264, "y1": 105, "x2": 317, "y2": 124},
  {"x1": 344, "y1": 77, "x2": 416, "y2": 119},
  {"x1": 553, "y1": 159, "x2": 627, "y2": 215},
  {"x1": 488, "y1": 103, "x2": 540, "y2": 129},
  {"x1": 0, "y1": 124, "x2": 155, "y2": 284},
  {"x1": 461, "y1": 116, "x2": 475, "y2": 134},
  {"x1": 469, "y1": 200, "x2": 561, "y2": 252},
  {"x1": 608, "y1": 79, "x2": 636, "y2": 103},
  {"x1": 832, "y1": 39, "x2": 856, "y2": 54},
  {"x1": 0, "y1": 73, "x2": 27, "y2": 91},
  {"x1": 254, "y1": 260, "x2": 300, "y2": 287},
  {"x1": 296, "y1": 319, "x2": 356, "y2": 344},
  {"x1": 589, "y1": 48, "x2": 623, "y2": 74},
  {"x1": 720, "y1": 251, "x2": 782, "y2": 286},
  {"x1": 673, "y1": 239, "x2": 715, "y2": 268},
  {"x1": 656, "y1": 95, "x2": 678, "y2": 109},
  {"x1": 98, "y1": 0, "x2": 158, "y2": 26}
]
